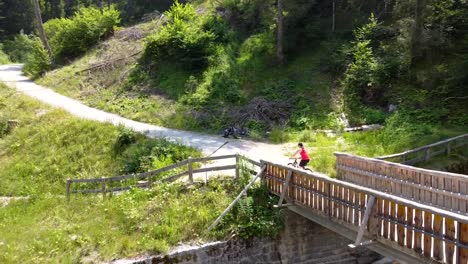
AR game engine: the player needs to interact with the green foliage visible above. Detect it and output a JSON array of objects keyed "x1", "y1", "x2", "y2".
[
  {"x1": 2, "y1": 32, "x2": 36, "y2": 62},
  {"x1": 342, "y1": 15, "x2": 386, "y2": 125},
  {"x1": 44, "y1": 6, "x2": 120, "y2": 62},
  {"x1": 22, "y1": 38, "x2": 53, "y2": 79},
  {"x1": 143, "y1": 2, "x2": 217, "y2": 70},
  {"x1": 0, "y1": 182, "x2": 232, "y2": 263},
  {"x1": 118, "y1": 134, "x2": 200, "y2": 174},
  {"x1": 0, "y1": 45, "x2": 10, "y2": 64},
  {"x1": 0, "y1": 83, "x2": 200, "y2": 195}
]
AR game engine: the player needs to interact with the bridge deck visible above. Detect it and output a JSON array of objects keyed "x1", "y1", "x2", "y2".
[{"x1": 262, "y1": 161, "x2": 468, "y2": 264}]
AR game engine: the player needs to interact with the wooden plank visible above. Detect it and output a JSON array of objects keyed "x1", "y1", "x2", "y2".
[
  {"x1": 324, "y1": 181, "x2": 330, "y2": 215},
  {"x1": 445, "y1": 218, "x2": 455, "y2": 264},
  {"x1": 368, "y1": 197, "x2": 381, "y2": 237},
  {"x1": 459, "y1": 223, "x2": 468, "y2": 264},
  {"x1": 397, "y1": 204, "x2": 406, "y2": 247},
  {"x1": 390, "y1": 201, "x2": 396, "y2": 242},
  {"x1": 452, "y1": 178, "x2": 460, "y2": 214},
  {"x1": 383, "y1": 200, "x2": 390, "y2": 239},
  {"x1": 278, "y1": 171, "x2": 292, "y2": 206},
  {"x1": 460, "y1": 181, "x2": 467, "y2": 214},
  {"x1": 414, "y1": 209, "x2": 423, "y2": 254},
  {"x1": 423, "y1": 173, "x2": 432, "y2": 205},
  {"x1": 423, "y1": 211, "x2": 432, "y2": 258},
  {"x1": 354, "y1": 195, "x2": 375, "y2": 246},
  {"x1": 432, "y1": 214, "x2": 443, "y2": 261},
  {"x1": 406, "y1": 207, "x2": 413, "y2": 249},
  {"x1": 445, "y1": 177, "x2": 453, "y2": 211}
]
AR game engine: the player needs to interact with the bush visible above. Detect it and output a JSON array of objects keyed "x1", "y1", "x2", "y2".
[
  {"x1": 44, "y1": 6, "x2": 120, "y2": 62},
  {"x1": 143, "y1": 2, "x2": 216, "y2": 70},
  {"x1": 0, "y1": 47, "x2": 10, "y2": 65},
  {"x1": 3, "y1": 32, "x2": 36, "y2": 63},
  {"x1": 22, "y1": 38, "x2": 53, "y2": 78}
]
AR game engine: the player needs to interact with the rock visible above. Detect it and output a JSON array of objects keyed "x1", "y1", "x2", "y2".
[{"x1": 388, "y1": 104, "x2": 397, "y2": 113}]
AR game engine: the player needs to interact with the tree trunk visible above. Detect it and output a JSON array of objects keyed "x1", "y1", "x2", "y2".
[
  {"x1": 411, "y1": 0, "x2": 426, "y2": 64},
  {"x1": 276, "y1": 0, "x2": 284, "y2": 64},
  {"x1": 332, "y1": 0, "x2": 336, "y2": 32},
  {"x1": 33, "y1": 0, "x2": 55, "y2": 65}
]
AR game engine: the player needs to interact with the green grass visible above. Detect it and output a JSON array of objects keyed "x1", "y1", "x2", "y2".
[
  {"x1": 0, "y1": 183, "x2": 233, "y2": 263},
  {"x1": 0, "y1": 82, "x2": 282, "y2": 263}
]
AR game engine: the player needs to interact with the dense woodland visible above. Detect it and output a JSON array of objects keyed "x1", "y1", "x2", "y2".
[
  {"x1": 1, "y1": 0, "x2": 467, "y2": 137},
  {"x1": 0, "y1": 1, "x2": 467, "y2": 262}
]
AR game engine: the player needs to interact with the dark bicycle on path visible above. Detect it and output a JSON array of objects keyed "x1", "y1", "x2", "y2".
[{"x1": 287, "y1": 158, "x2": 313, "y2": 172}]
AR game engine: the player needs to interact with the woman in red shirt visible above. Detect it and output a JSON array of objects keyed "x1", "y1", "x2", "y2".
[{"x1": 292, "y1": 143, "x2": 310, "y2": 169}]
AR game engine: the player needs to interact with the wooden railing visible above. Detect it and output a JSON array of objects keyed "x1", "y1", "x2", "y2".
[
  {"x1": 66, "y1": 154, "x2": 261, "y2": 197},
  {"x1": 335, "y1": 152, "x2": 468, "y2": 215},
  {"x1": 263, "y1": 161, "x2": 468, "y2": 264},
  {"x1": 376, "y1": 134, "x2": 468, "y2": 165}
]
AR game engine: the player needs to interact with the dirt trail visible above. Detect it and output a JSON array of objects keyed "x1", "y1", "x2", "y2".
[{"x1": 0, "y1": 64, "x2": 288, "y2": 163}]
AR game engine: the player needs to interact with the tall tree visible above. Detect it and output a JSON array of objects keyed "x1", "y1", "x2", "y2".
[
  {"x1": 33, "y1": 0, "x2": 55, "y2": 65},
  {"x1": 276, "y1": 0, "x2": 284, "y2": 64},
  {"x1": 410, "y1": 0, "x2": 426, "y2": 64}
]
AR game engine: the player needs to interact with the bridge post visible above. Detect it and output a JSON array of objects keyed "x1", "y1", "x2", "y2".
[
  {"x1": 277, "y1": 170, "x2": 292, "y2": 206},
  {"x1": 235, "y1": 154, "x2": 240, "y2": 180},
  {"x1": 188, "y1": 157, "x2": 193, "y2": 184},
  {"x1": 353, "y1": 195, "x2": 375, "y2": 247},
  {"x1": 101, "y1": 178, "x2": 106, "y2": 199},
  {"x1": 66, "y1": 179, "x2": 71, "y2": 200}
]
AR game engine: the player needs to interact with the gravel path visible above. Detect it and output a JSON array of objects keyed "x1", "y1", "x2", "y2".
[{"x1": 0, "y1": 64, "x2": 288, "y2": 163}]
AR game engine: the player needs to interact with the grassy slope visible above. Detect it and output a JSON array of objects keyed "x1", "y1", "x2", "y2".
[{"x1": 0, "y1": 82, "x2": 235, "y2": 263}]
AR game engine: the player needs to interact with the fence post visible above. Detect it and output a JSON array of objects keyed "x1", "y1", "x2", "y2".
[
  {"x1": 148, "y1": 172, "x2": 153, "y2": 189},
  {"x1": 235, "y1": 154, "x2": 240, "y2": 180},
  {"x1": 66, "y1": 179, "x2": 71, "y2": 199},
  {"x1": 188, "y1": 157, "x2": 193, "y2": 184},
  {"x1": 101, "y1": 178, "x2": 106, "y2": 199}
]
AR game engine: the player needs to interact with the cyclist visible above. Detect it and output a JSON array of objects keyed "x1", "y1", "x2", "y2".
[{"x1": 292, "y1": 143, "x2": 310, "y2": 169}]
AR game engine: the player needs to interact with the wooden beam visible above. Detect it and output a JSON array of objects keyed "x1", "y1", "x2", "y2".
[
  {"x1": 354, "y1": 195, "x2": 375, "y2": 247},
  {"x1": 278, "y1": 170, "x2": 292, "y2": 206},
  {"x1": 207, "y1": 166, "x2": 266, "y2": 231}
]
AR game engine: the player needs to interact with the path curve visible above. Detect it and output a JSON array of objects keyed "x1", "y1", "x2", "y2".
[{"x1": 0, "y1": 64, "x2": 287, "y2": 163}]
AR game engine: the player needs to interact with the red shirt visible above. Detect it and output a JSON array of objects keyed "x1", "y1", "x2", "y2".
[{"x1": 300, "y1": 148, "x2": 310, "y2": 160}]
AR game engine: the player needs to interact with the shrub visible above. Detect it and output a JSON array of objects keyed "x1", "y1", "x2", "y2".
[
  {"x1": 143, "y1": 2, "x2": 216, "y2": 70},
  {"x1": 22, "y1": 38, "x2": 53, "y2": 78},
  {"x1": 44, "y1": 6, "x2": 120, "y2": 62},
  {"x1": 0, "y1": 47, "x2": 10, "y2": 65},
  {"x1": 3, "y1": 32, "x2": 36, "y2": 62}
]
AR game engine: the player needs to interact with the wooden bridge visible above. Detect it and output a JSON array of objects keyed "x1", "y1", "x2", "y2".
[{"x1": 67, "y1": 134, "x2": 468, "y2": 263}]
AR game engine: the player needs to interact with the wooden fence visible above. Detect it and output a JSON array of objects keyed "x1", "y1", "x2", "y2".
[
  {"x1": 263, "y1": 161, "x2": 468, "y2": 264},
  {"x1": 376, "y1": 134, "x2": 467, "y2": 165},
  {"x1": 335, "y1": 153, "x2": 468, "y2": 215},
  {"x1": 66, "y1": 154, "x2": 261, "y2": 197}
]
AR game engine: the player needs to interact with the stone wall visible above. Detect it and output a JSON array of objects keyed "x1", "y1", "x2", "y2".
[{"x1": 113, "y1": 211, "x2": 382, "y2": 264}]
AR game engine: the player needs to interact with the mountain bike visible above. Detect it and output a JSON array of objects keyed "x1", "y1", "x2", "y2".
[{"x1": 287, "y1": 158, "x2": 312, "y2": 172}]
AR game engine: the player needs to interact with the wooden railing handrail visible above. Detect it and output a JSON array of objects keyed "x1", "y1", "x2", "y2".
[
  {"x1": 261, "y1": 160, "x2": 468, "y2": 223},
  {"x1": 335, "y1": 152, "x2": 468, "y2": 181},
  {"x1": 376, "y1": 133, "x2": 467, "y2": 160},
  {"x1": 66, "y1": 154, "x2": 260, "y2": 197}
]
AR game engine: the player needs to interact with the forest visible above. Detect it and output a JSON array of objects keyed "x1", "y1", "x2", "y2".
[
  {"x1": 1, "y1": 0, "x2": 467, "y2": 135},
  {"x1": 0, "y1": 0, "x2": 467, "y2": 262}
]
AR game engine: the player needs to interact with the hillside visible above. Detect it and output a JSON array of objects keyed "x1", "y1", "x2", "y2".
[
  {"x1": 0, "y1": 82, "x2": 283, "y2": 263},
  {"x1": 26, "y1": 0, "x2": 465, "y2": 141}
]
